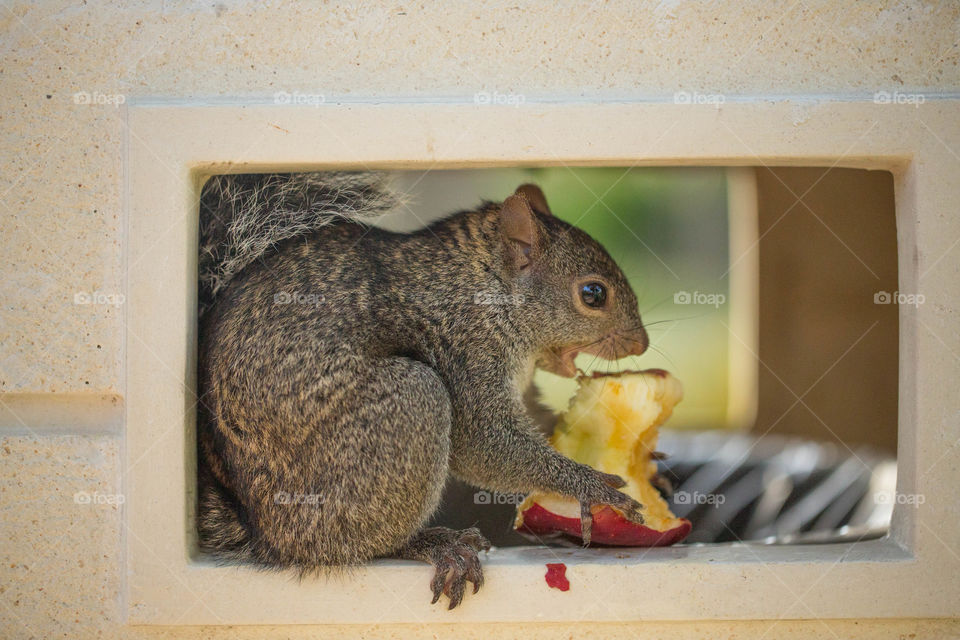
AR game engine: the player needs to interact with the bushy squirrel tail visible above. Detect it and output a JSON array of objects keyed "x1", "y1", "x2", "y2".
[
  {"x1": 196, "y1": 463, "x2": 258, "y2": 564},
  {"x1": 196, "y1": 171, "x2": 404, "y2": 563},
  {"x1": 198, "y1": 172, "x2": 405, "y2": 315}
]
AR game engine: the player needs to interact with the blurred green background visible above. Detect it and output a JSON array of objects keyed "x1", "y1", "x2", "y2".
[{"x1": 386, "y1": 167, "x2": 731, "y2": 429}]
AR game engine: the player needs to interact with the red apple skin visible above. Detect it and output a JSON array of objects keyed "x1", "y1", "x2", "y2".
[{"x1": 517, "y1": 503, "x2": 692, "y2": 547}]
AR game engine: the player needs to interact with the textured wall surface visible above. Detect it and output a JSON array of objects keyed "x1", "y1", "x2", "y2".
[
  {"x1": 3, "y1": 0, "x2": 959, "y2": 395},
  {"x1": 1, "y1": 1, "x2": 959, "y2": 637}
]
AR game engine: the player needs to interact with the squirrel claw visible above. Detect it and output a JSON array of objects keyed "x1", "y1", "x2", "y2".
[
  {"x1": 464, "y1": 549, "x2": 484, "y2": 593},
  {"x1": 429, "y1": 550, "x2": 474, "y2": 609},
  {"x1": 417, "y1": 527, "x2": 489, "y2": 609},
  {"x1": 621, "y1": 500, "x2": 646, "y2": 525},
  {"x1": 596, "y1": 471, "x2": 627, "y2": 489},
  {"x1": 579, "y1": 501, "x2": 594, "y2": 546},
  {"x1": 445, "y1": 564, "x2": 467, "y2": 609},
  {"x1": 579, "y1": 495, "x2": 645, "y2": 546},
  {"x1": 430, "y1": 569, "x2": 447, "y2": 605},
  {"x1": 577, "y1": 465, "x2": 646, "y2": 545}
]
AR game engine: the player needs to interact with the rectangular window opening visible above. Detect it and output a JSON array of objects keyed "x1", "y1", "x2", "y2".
[{"x1": 193, "y1": 165, "x2": 899, "y2": 555}]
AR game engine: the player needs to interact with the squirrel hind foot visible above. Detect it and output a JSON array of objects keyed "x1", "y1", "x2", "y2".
[{"x1": 395, "y1": 526, "x2": 490, "y2": 610}]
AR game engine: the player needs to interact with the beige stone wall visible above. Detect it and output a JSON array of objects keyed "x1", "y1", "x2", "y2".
[{"x1": 2, "y1": 1, "x2": 959, "y2": 637}]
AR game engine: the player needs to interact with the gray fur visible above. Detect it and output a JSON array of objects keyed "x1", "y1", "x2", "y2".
[
  {"x1": 196, "y1": 174, "x2": 649, "y2": 608},
  {"x1": 198, "y1": 172, "x2": 405, "y2": 316}
]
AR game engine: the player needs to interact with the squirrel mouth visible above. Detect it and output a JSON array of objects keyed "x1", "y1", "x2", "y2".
[
  {"x1": 540, "y1": 347, "x2": 581, "y2": 378},
  {"x1": 539, "y1": 332, "x2": 648, "y2": 379}
]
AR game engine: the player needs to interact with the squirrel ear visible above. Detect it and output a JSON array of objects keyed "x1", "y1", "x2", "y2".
[
  {"x1": 514, "y1": 184, "x2": 552, "y2": 216},
  {"x1": 500, "y1": 194, "x2": 539, "y2": 270}
]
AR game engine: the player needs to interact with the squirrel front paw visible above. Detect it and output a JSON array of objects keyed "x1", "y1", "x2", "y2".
[{"x1": 575, "y1": 466, "x2": 645, "y2": 546}]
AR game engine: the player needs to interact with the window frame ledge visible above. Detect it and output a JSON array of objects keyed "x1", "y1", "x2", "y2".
[{"x1": 124, "y1": 99, "x2": 959, "y2": 624}]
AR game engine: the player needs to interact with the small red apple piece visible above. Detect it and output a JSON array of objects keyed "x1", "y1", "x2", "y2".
[{"x1": 544, "y1": 563, "x2": 570, "y2": 591}]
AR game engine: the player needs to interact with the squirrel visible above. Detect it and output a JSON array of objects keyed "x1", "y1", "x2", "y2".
[{"x1": 196, "y1": 172, "x2": 650, "y2": 609}]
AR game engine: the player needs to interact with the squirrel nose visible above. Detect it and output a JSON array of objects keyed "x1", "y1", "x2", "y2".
[{"x1": 623, "y1": 326, "x2": 649, "y2": 357}]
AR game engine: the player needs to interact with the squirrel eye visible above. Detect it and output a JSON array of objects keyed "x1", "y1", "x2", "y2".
[{"x1": 580, "y1": 282, "x2": 607, "y2": 308}]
